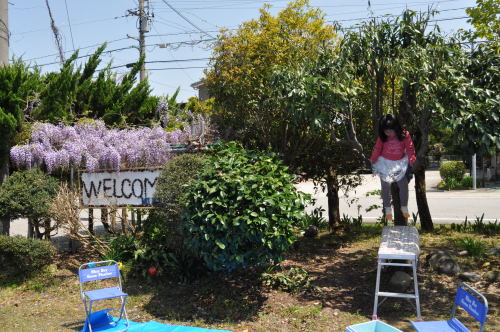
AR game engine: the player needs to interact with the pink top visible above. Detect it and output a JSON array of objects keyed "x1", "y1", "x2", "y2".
[{"x1": 370, "y1": 130, "x2": 416, "y2": 166}]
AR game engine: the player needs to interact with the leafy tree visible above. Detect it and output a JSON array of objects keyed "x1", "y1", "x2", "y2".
[
  {"x1": 340, "y1": 10, "x2": 464, "y2": 231},
  {"x1": 450, "y1": 42, "x2": 500, "y2": 156},
  {"x1": 395, "y1": 11, "x2": 464, "y2": 231},
  {"x1": 32, "y1": 44, "x2": 158, "y2": 126},
  {"x1": 0, "y1": 60, "x2": 42, "y2": 234},
  {"x1": 206, "y1": 1, "x2": 365, "y2": 228},
  {"x1": 466, "y1": 0, "x2": 500, "y2": 46},
  {"x1": 206, "y1": 0, "x2": 336, "y2": 141},
  {"x1": 0, "y1": 169, "x2": 59, "y2": 239}
]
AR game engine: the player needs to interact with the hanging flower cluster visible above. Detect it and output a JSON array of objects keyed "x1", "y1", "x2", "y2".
[{"x1": 10, "y1": 121, "x2": 189, "y2": 173}]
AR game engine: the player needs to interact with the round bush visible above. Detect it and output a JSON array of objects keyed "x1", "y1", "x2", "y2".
[
  {"x1": 147, "y1": 153, "x2": 205, "y2": 250},
  {"x1": 0, "y1": 235, "x2": 55, "y2": 277},
  {"x1": 439, "y1": 161, "x2": 466, "y2": 181},
  {"x1": 133, "y1": 153, "x2": 206, "y2": 280},
  {"x1": 182, "y1": 142, "x2": 310, "y2": 271},
  {"x1": 0, "y1": 168, "x2": 59, "y2": 220}
]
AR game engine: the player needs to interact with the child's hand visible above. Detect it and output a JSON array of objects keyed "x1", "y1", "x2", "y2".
[{"x1": 405, "y1": 165, "x2": 413, "y2": 182}]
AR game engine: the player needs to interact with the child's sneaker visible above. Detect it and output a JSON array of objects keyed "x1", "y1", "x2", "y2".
[
  {"x1": 384, "y1": 207, "x2": 393, "y2": 221},
  {"x1": 401, "y1": 206, "x2": 410, "y2": 218}
]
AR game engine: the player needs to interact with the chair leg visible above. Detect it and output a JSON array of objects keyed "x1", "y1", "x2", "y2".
[
  {"x1": 87, "y1": 301, "x2": 94, "y2": 332},
  {"x1": 372, "y1": 258, "x2": 382, "y2": 320},
  {"x1": 82, "y1": 298, "x2": 91, "y2": 332},
  {"x1": 116, "y1": 296, "x2": 129, "y2": 331}
]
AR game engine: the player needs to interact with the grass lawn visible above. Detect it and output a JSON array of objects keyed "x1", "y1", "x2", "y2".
[{"x1": 0, "y1": 225, "x2": 498, "y2": 331}]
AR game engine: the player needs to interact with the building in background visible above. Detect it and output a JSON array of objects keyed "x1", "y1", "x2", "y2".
[{"x1": 191, "y1": 79, "x2": 209, "y2": 101}]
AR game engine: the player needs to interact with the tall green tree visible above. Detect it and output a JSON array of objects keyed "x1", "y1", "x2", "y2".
[
  {"x1": 206, "y1": 0, "x2": 336, "y2": 141},
  {"x1": 339, "y1": 10, "x2": 465, "y2": 231},
  {"x1": 0, "y1": 61, "x2": 42, "y2": 234},
  {"x1": 33, "y1": 45, "x2": 158, "y2": 126},
  {"x1": 449, "y1": 41, "x2": 500, "y2": 163},
  {"x1": 396, "y1": 12, "x2": 465, "y2": 231},
  {"x1": 206, "y1": 1, "x2": 368, "y2": 228}
]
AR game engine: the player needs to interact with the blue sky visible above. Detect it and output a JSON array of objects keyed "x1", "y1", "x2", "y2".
[{"x1": 8, "y1": 0, "x2": 476, "y2": 102}]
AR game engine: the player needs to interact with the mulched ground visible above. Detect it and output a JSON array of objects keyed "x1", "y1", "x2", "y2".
[{"x1": 1, "y1": 226, "x2": 498, "y2": 331}]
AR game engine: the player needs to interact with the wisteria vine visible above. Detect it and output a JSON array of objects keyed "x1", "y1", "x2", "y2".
[{"x1": 10, "y1": 121, "x2": 190, "y2": 173}]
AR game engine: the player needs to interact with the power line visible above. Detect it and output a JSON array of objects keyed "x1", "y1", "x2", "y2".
[
  {"x1": 153, "y1": 0, "x2": 460, "y2": 11},
  {"x1": 13, "y1": 15, "x2": 130, "y2": 36},
  {"x1": 34, "y1": 46, "x2": 136, "y2": 67},
  {"x1": 23, "y1": 37, "x2": 130, "y2": 61},
  {"x1": 139, "y1": 57, "x2": 209, "y2": 66},
  {"x1": 64, "y1": 0, "x2": 75, "y2": 51},
  {"x1": 159, "y1": 0, "x2": 215, "y2": 39},
  {"x1": 330, "y1": 7, "x2": 470, "y2": 22},
  {"x1": 148, "y1": 66, "x2": 206, "y2": 70}
]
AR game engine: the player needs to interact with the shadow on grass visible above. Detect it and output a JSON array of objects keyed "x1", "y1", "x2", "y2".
[{"x1": 123, "y1": 268, "x2": 268, "y2": 324}]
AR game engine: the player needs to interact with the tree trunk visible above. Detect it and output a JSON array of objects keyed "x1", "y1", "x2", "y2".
[
  {"x1": 27, "y1": 218, "x2": 34, "y2": 239},
  {"x1": 137, "y1": 210, "x2": 142, "y2": 224},
  {"x1": 415, "y1": 167, "x2": 433, "y2": 231},
  {"x1": 1, "y1": 218, "x2": 9, "y2": 235},
  {"x1": 88, "y1": 208, "x2": 94, "y2": 235},
  {"x1": 326, "y1": 169, "x2": 341, "y2": 231},
  {"x1": 121, "y1": 208, "x2": 127, "y2": 234},
  {"x1": 44, "y1": 219, "x2": 51, "y2": 239},
  {"x1": 375, "y1": 69, "x2": 385, "y2": 119},
  {"x1": 33, "y1": 219, "x2": 43, "y2": 239}
]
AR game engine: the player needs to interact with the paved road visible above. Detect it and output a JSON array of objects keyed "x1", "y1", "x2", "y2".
[
  {"x1": 296, "y1": 170, "x2": 500, "y2": 223},
  {"x1": 8, "y1": 171, "x2": 500, "y2": 240}
]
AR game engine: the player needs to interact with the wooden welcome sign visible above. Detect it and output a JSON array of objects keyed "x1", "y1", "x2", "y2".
[{"x1": 80, "y1": 168, "x2": 161, "y2": 207}]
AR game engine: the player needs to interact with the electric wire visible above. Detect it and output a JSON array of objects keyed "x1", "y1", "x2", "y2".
[{"x1": 159, "y1": 0, "x2": 215, "y2": 39}]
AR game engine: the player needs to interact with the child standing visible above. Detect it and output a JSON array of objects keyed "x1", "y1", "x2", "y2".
[{"x1": 370, "y1": 114, "x2": 416, "y2": 221}]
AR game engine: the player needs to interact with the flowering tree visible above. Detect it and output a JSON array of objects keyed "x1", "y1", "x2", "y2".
[{"x1": 10, "y1": 121, "x2": 190, "y2": 173}]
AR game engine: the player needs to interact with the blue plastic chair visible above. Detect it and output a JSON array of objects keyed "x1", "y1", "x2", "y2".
[
  {"x1": 79, "y1": 260, "x2": 129, "y2": 332},
  {"x1": 411, "y1": 282, "x2": 488, "y2": 332}
]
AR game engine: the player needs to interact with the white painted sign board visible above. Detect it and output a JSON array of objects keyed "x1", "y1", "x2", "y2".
[{"x1": 80, "y1": 169, "x2": 161, "y2": 207}]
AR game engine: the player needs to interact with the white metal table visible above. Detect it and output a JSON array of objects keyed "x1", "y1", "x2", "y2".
[{"x1": 372, "y1": 226, "x2": 421, "y2": 320}]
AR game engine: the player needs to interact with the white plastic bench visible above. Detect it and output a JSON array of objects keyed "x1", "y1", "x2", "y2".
[{"x1": 372, "y1": 226, "x2": 421, "y2": 321}]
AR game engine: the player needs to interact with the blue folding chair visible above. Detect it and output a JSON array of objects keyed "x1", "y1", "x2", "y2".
[
  {"x1": 411, "y1": 282, "x2": 488, "y2": 332},
  {"x1": 79, "y1": 260, "x2": 129, "y2": 332}
]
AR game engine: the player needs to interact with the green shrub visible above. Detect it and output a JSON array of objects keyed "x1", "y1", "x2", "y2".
[
  {"x1": 183, "y1": 142, "x2": 310, "y2": 271},
  {"x1": 0, "y1": 235, "x2": 55, "y2": 277},
  {"x1": 451, "y1": 214, "x2": 499, "y2": 236},
  {"x1": 460, "y1": 176, "x2": 473, "y2": 188},
  {"x1": 340, "y1": 214, "x2": 363, "y2": 230},
  {"x1": 0, "y1": 169, "x2": 59, "y2": 239},
  {"x1": 439, "y1": 161, "x2": 466, "y2": 182},
  {"x1": 457, "y1": 237, "x2": 486, "y2": 257},
  {"x1": 437, "y1": 177, "x2": 461, "y2": 190},
  {"x1": 133, "y1": 153, "x2": 206, "y2": 281},
  {"x1": 148, "y1": 153, "x2": 205, "y2": 251},
  {"x1": 133, "y1": 243, "x2": 206, "y2": 282},
  {"x1": 104, "y1": 235, "x2": 139, "y2": 263},
  {"x1": 298, "y1": 206, "x2": 327, "y2": 231}
]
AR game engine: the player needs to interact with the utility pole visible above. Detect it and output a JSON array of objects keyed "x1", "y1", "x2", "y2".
[
  {"x1": 127, "y1": 0, "x2": 150, "y2": 81},
  {"x1": 0, "y1": 0, "x2": 8, "y2": 66}
]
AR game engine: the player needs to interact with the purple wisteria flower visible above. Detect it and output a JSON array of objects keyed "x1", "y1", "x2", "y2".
[{"x1": 10, "y1": 120, "x2": 190, "y2": 173}]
